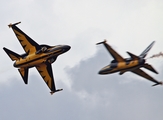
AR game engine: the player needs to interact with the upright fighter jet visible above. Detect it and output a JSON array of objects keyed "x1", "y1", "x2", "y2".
[
  {"x1": 3, "y1": 22, "x2": 71, "y2": 94},
  {"x1": 97, "y1": 40, "x2": 162, "y2": 86}
]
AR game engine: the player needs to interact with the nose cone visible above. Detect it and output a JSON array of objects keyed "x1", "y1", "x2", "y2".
[
  {"x1": 98, "y1": 65, "x2": 112, "y2": 75},
  {"x1": 98, "y1": 70, "x2": 104, "y2": 74},
  {"x1": 98, "y1": 68, "x2": 108, "y2": 75},
  {"x1": 64, "y1": 45, "x2": 71, "y2": 52}
]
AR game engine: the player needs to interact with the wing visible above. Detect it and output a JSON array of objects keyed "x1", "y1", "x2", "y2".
[
  {"x1": 36, "y1": 63, "x2": 56, "y2": 92},
  {"x1": 8, "y1": 22, "x2": 41, "y2": 54},
  {"x1": 131, "y1": 68, "x2": 161, "y2": 85},
  {"x1": 97, "y1": 40, "x2": 124, "y2": 62}
]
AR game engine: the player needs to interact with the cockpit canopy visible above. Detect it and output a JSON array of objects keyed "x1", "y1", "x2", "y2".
[
  {"x1": 36, "y1": 45, "x2": 64, "y2": 54},
  {"x1": 35, "y1": 45, "x2": 52, "y2": 54}
]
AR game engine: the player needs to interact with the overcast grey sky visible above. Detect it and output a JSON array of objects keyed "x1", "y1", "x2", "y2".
[{"x1": 0, "y1": 0, "x2": 163, "y2": 120}]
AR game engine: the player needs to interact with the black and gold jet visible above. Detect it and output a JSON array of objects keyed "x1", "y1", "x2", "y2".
[
  {"x1": 3, "y1": 22, "x2": 71, "y2": 94},
  {"x1": 97, "y1": 40, "x2": 162, "y2": 86}
]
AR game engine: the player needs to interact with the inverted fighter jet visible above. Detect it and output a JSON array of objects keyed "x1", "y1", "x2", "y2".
[
  {"x1": 3, "y1": 22, "x2": 71, "y2": 94},
  {"x1": 97, "y1": 40, "x2": 162, "y2": 86}
]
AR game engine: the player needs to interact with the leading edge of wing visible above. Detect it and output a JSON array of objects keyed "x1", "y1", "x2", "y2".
[
  {"x1": 8, "y1": 22, "x2": 41, "y2": 54},
  {"x1": 96, "y1": 40, "x2": 124, "y2": 62},
  {"x1": 36, "y1": 63, "x2": 63, "y2": 94},
  {"x1": 131, "y1": 68, "x2": 162, "y2": 86}
]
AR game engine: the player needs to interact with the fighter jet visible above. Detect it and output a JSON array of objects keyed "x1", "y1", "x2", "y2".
[
  {"x1": 3, "y1": 22, "x2": 71, "y2": 94},
  {"x1": 97, "y1": 40, "x2": 162, "y2": 86}
]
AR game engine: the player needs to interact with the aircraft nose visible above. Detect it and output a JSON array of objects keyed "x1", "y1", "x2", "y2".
[
  {"x1": 98, "y1": 70, "x2": 104, "y2": 74},
  {"x1": 64, "y1": 45, "x2": 71, "y2": 52},
  {"x1": 98, "y1": 71, "x2": 102, "y2": 74},
  {"x1": 98, "y1": 65, "x2": 111, "y2": 74}
]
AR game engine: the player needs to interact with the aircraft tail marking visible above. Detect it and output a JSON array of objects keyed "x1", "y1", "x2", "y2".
[
  {"x1": 18, "y1": 68, "x2": 29, "y2": 84},
  {"x1": 3, "y1": 47, "x2": 21, "y2": 61}
]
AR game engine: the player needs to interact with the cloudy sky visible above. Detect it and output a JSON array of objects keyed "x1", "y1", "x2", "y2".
[{"x1": 0, "y1": 0, "x2": 163, "y2": 120}]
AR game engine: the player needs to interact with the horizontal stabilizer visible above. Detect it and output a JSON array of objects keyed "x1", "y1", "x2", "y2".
[
  {"x1": 152, "y1": 81, "x2": 163, "y2": 86},
  {"x1": 3, "y1": 47, "x2": 21, "y2": 61},
  {"x1": 127, "y1": 51, "x2": 139, "y2": 60},
  {"x1": 18, "y1": 68, "x2": 29, "y2": 84},
  {"x1": 143, "y1": 63, "x2": 158, "y2": 74}
]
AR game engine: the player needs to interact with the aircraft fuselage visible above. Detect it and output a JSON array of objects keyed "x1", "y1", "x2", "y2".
[
  {"x1": 14, "y1": 45, "x2": 70, "y2": 68},
  {"x1": 99, "y1": 58, "x2": 145, "y2": 74}
]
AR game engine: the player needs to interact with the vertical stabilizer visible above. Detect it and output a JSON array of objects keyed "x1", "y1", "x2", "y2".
[{"x1": 139, "y1": 41, "x2": 155, "y2": 58}]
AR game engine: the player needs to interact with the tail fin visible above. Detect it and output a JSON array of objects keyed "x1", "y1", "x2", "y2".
[
  {"x1": 18, "y1": 68, "x2": 29, "y2": 84},
  {"x1": 3, "y1": 47, "x2": 21, "y2": 61},
  {"x1": 139, "y1": 41, "x2": 155, "y2": 58}
]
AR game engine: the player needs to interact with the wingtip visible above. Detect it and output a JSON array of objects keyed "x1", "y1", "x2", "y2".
[
  {"x1": 152, "y1": 81, "x2": 163, "y2": 86},
  {"x1": 3, "y1": 47, "x2": 6, "y2": 50},
  {"x1": 8, "y1": 21, "x2": 21, "y2": 28},
  {"x1": 50, "y1": 89, "x2": 63, "y2": 95},
  {"x1": 96, "y1": 39, "x2": 107, "y2": 45},
  {"x1": 50, "y1": 91, "x2": 54, "y2": 95}
]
